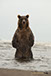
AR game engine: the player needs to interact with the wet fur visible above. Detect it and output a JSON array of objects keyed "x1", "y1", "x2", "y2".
[{"x1": 12, "y1": 15, "x2": 34, "y2": 60}]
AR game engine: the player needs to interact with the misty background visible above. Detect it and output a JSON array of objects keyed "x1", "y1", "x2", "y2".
[{"x1": 0, "y1": 0, "x2": 51, "y2": 42}]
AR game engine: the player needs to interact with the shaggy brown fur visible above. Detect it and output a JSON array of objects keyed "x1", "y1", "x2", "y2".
[{"x1": 12, "y1": 15, "x2": 34, "y2": 60}]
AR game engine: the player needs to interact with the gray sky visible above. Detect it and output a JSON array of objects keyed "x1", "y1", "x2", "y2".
[{"x1": 0, "y1": 0, "x2": 51, "y2": 42}]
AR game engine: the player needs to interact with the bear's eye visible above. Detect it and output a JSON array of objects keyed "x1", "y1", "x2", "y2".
[
  {"x1": 25, "y1": 18, "x2": 27, "y2": 21},
  {"x1": 20, "y1": 18, "x2": 23, "y2": 21}
]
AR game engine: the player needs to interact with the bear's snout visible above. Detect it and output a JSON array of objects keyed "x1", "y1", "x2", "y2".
[{"x1": 22, "y1": 19, "x2": 26, "y2": 24}]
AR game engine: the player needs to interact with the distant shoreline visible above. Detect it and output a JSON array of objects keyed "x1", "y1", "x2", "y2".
[
  {"x1": 0, "y1": 40, "x2": 51, "y2": 44},
  {"x1": 0, "y1": 40, "x2": 51, "y2": 47}
]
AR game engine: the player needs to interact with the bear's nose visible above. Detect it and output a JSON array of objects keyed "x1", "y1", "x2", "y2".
[{"x1": 22, "y1": 20, "x2": 25, "y2": 24}]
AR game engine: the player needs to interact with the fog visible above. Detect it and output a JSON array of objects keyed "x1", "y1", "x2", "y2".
[{"x1": 0, "y1": 0, "x2": 51, "y2": 42}]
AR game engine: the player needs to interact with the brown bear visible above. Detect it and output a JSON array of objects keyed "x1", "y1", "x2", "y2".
[{"x1": 12, "y1": 15, "x2": 34, "y2": 60}]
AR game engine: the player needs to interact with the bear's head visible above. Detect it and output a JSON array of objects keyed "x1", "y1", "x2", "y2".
[{"x1": 17, "y1": 15, "x2": 29, "y2": 29}]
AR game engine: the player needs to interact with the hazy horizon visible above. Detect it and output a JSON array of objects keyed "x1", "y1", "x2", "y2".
[{"x1": 0, "y1": 0, "x2": 51, "y2": 42}]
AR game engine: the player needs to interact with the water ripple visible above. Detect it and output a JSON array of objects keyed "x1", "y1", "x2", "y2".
[{"x1": 0, "y1": 41, "x2": 51, "y2": 71}]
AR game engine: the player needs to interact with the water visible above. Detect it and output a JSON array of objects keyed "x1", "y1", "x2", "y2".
[{"x1": 0, "y1": 40, "x2": 51, "y2": 71}]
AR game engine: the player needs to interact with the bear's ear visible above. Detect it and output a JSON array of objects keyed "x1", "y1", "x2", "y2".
[
  {"x1": 26, "y1": 15, "x2": 29, "y2": 18},
  {"x1": 17, "y1": 15, "x2": 21, "y2": 19}
]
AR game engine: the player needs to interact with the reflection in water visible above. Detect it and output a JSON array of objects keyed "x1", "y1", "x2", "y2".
[{"x1": 0, "y1": 41, "x2": 51, "y2": 71}]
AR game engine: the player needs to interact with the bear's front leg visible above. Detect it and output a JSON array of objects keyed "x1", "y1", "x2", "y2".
[
  {"x1": 29, "y1": 31, "x2": 34, "y2": 47},
  {"x1": 12, "y1": 32, "x2": 19, "y2": 49}
]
